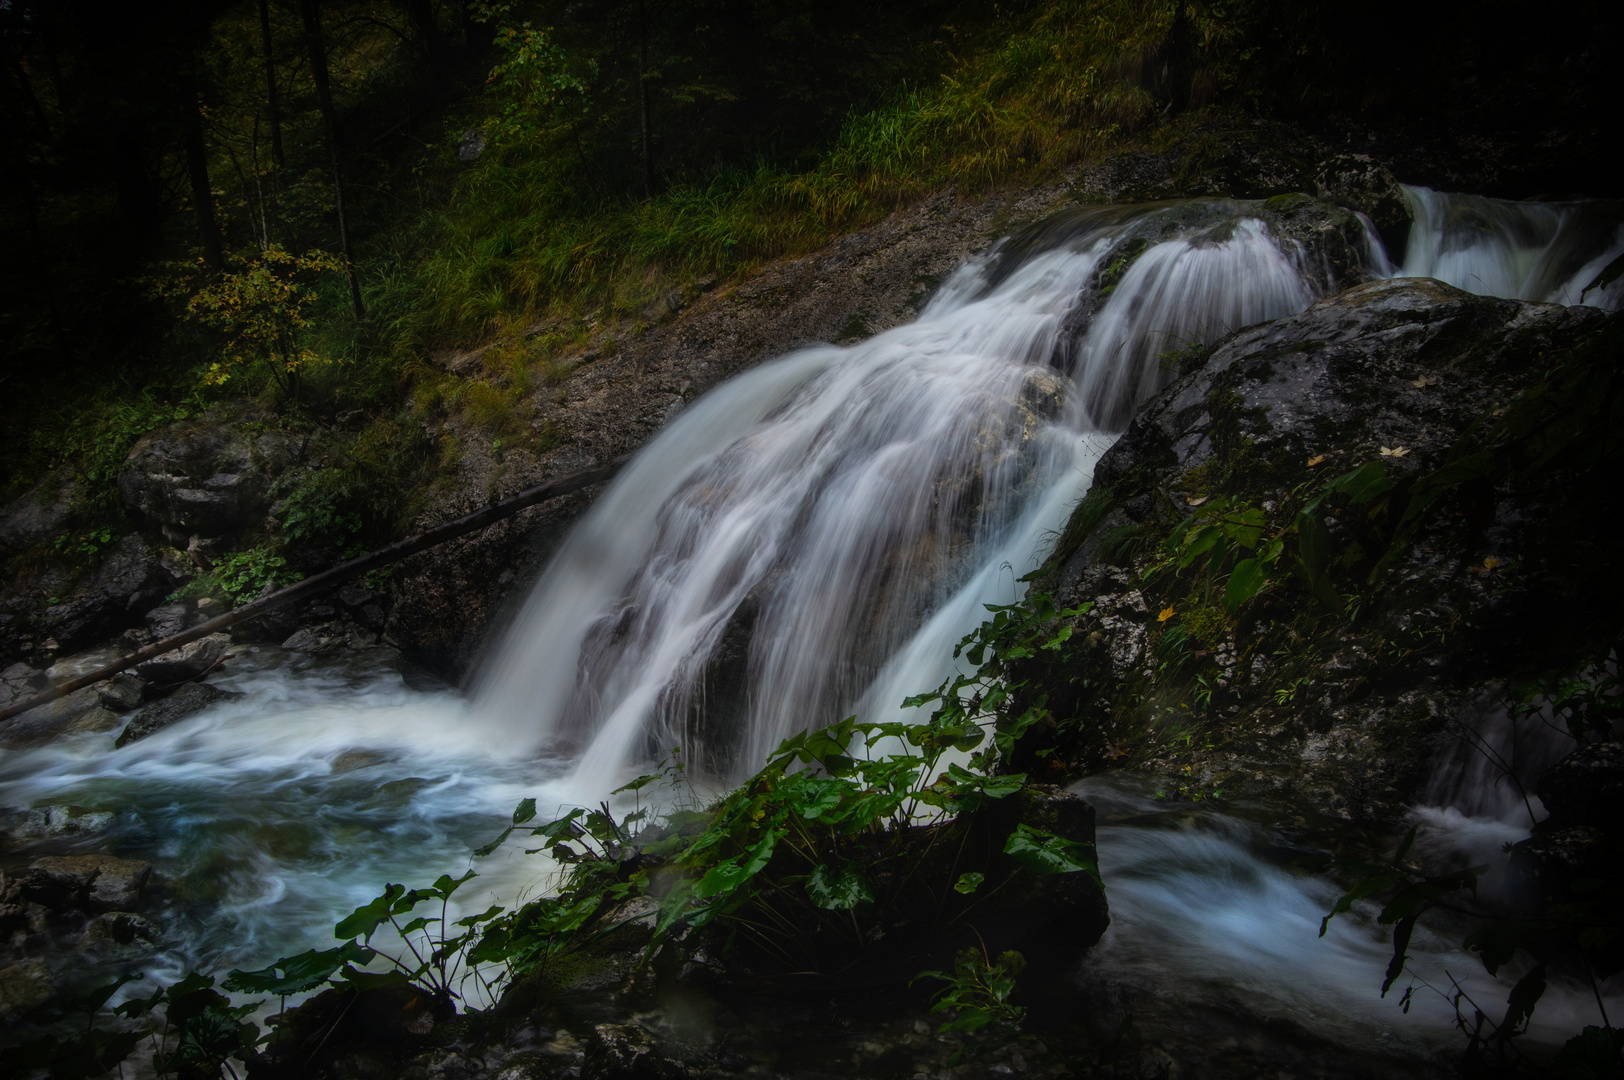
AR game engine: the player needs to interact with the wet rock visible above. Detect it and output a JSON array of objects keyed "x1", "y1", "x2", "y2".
[
  {"x1": 120, "y1": 416, "x2": 302, "y2": 543},
  {"x1": 1314, "y1": 152, "x2": 1412, "y2": 260},
  {"x1": 78, "y1": 910, "x2": 161, "y2": 956},
  {"x1": 144, "y1": 602, "x2": 191, "y2": 639},
  {"x1": 583, "y1": 1024, "x2": 689, "y2": 1080},
  {"x1": 97, "y1": 671, "x2": 149, "y2": 712},
  {"x1": 1507, "y1": 825, "x2": 1608, "y2": 908},
  {"x1": 282, "y1": 621, "x2": 378, "y2": 654},
  {"x1": 0, "y1": 684, "x2": 106, "y2": 748},
  {"x1": 0, "y1": 958, "x2": 54, "y2": 1021},
  {"x1": 12, "y1": 853, "x2": 152, "y2": 913},
  {"x1": 0, "y1": 479, "x2": 75, "y2": 552},
  {"x1": 115, "y1": 681, "x2": 236, "y2": 746},
  {"x1": 1537, "y1": 740, "x2": 1624, "y2": 835},
  {"x1": 42, "y1": 534, "x2": 178, "y2": 652},
  {"x1": 10, "y1": 804, "x2": 116, "y2": 841},
  {"x1": 135, "y1": 631, "x2": 233, "y2": 684}
]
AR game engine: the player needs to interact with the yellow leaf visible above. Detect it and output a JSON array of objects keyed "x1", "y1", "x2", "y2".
[
  {"x1": 1411, "y1": 375, "x2": 1438, "y2": 388},
  {"x1": 1187, "y1": 496, "x2": 1208, "y2": 506},
  {"x1": 1157, "y1": 606, "x2": 1176, "y2": 623},
  {"x1": 1380, "y1": 446, "x2": 1410, "y2": 458},
  {"x1": 1306, "y1": 454, "x2": 1325, "y2": 467}
]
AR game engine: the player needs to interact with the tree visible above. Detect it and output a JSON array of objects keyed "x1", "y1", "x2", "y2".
[{"x1": 298, "y1": 0, "x2": 364, "y2": 319}]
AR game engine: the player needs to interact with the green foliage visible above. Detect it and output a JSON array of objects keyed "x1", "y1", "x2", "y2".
[
  {"x1": 213, "y1": 546, "x2": 299, "y2": 603},
  {"x1": 161, "y1": 247, "x2": 348, "y2": 397},
  {"x1": 915, "y1": 947, "x2": 1027, "y2": 1037}
]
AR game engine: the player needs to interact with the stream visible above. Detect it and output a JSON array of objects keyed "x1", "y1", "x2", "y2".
[{"x1": 4, "y1": 185, "x2": 1623, "y2": 1069}]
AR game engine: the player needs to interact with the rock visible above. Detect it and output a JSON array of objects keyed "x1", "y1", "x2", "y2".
[
  {"x1": 458, "y1": 128, "x2": 486, "y2": 162},
  {"x1": 0, "y1": 958, "x2": 54, "y2": 1021},
  {"x1": 98, "y1": 671, "x2": 149, "y2": 712},
  {"x1": 1314, "y1": 153, "x2": 1412, "y2": 261},
  {"x1": 1507, "y1": 825, "x2": 1608, "y2": 908},
  {"x1": 9, "y1": 804, "x2": 116, "y2": 841},
  {"x1": 0, "y1": 479, "x2": 75, "y2": 552},
  {"x1": 144, "y1": 602, "x2": 191, "y2": 639},
  {"x1": 119, "y1": 415, "x2": 302, "y2": 543},
  {"x1": 281, "y1": 622, "x2": 377, "y2": 654},
  {"x1": 78, "y1": 910, "x2": 161, "y2": 956},
  {"x1": 42, "y1": 533, "x2": 178, "y2": 652},
  {"x1": 12, "y1": 853, "x2": 152, "y2": 913},
  {"x1": 0, "y1": 684, "x2": 107, "y2": 748},
  {"x1": 115, "y1": 681, "x2": 236, "y2": 746},
  {"x1": 1537, "y1": 741, "x2": 1624, "y2": 835},
  {"x1": 135, "y1": 631, "x2": 232, "y2": 684},
  {"x1": 583, "y1": 1024, "x2": 688, "y2": 1080}
]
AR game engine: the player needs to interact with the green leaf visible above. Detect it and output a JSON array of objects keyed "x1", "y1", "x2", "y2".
[
  {"x1": 1324, "y1": 460, "x2": 1392, "y2": 504},
  {"x1": 693, "y1": 830, "x2": 776, "y2": 900},
  {"x1": 512, "y1": 797, "x2": 538, "y2": 825},
  {"x1": 1223, "y1": 557, "x2": 1268, "y2": 612},
  {"x1": 224, "y1": 941, "x2": 375, "y2": 996},
  {"x1": 1003, "y1": 823, "x2": 1100, "y2": 882},
  {"x1": 334, "y1": 883, "x2": 406, "y2": 942},
  {"x1": 805, "y1": 860, "x2": 876, "y2": 910},
  {"x1": 953, "y1": 872, "x2": 985, "y2": 894}
]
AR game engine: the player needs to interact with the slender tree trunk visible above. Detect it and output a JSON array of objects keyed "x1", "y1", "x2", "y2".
[
  {"x1": 181, "y1": 67, "x2": 225, "y2": 272},
  {"x1": 299, "y1": 0, "x2": 365, "y2": 319},
  {"x1": 636, "y1": 0, "x2": 653, "y2": 199},
  {"x1": 258, "y1": 0, "x2": 284, "y2": 167}
]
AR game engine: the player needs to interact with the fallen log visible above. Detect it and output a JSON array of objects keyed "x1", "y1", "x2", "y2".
[{"x1": 0, "y1": 455, "x2": 629, "y2": 725}]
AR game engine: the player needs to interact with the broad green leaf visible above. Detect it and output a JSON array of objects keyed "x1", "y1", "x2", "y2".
[
  {"x1": 1003, "y1": 823, "x2": 1100, "y2": 882},
  {"x1": 1223, "y1": 557, "x2": 1268, "y2": 612},
  {"x1": 693, "y1": 830, "x2": 776, "y2": 900},
  {"x1": 805, "y1": 861, "x2": 876, "y2": 910},
  {"x1": 224, "y1": 942, "x2": 375, "y2": 996},
  {"x1": 334, "y1": 884, "x2": 406, "y2": 942},
  {"x1": 953, "y1": 872, "x2": 985, "y2": 894},
  {"x1": 512, "y1": 797, "x2": 538, "y2": 825}
]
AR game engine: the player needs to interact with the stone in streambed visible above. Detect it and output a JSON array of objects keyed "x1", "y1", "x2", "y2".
[
  {"x1": 97, "y1": 671, "x2": 149, "y2": 712},
  {"x1": 115, "y1": 681, "x2": 237, "y2": 747},
  {"x1": 8, "y1": 853, "x2": 152, "y2": 913},
  {"x1": 135, "y1": 631, "x2": 233, "y2": 684}
]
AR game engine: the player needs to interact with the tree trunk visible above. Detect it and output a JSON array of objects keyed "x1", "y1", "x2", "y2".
[
  {"x1": 299, "y1": 0, "x2": 365, "y2": 319},
  {"x1": 637, "y1": 0, "x2": 653, "y2": 199},
  {"x1": 181, "y1": 65, "x2": 225, "y2": 272},
  {"x1": 258, "y1": 0, "x2": 284, "y2": 167}
]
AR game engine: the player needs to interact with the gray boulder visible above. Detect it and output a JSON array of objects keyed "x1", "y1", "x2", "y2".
[
  {"x1": 135, "y1": 631, "x2": 232, "y2": 684},
  {"x1": 119, "y1": 417, "x2": 303, "y2": 543},
  {"x1": 41, "y1": 533, "x2": 178, "y2": 652},
  {"x1": 7, "y1": 853, "x2": 153, "y2": 913},
  {"x1": 115, "y1": 681, "x2": 237, "y2": 747},
  {"x1": 0, "y1": 479, "x2": 75, "y2": 552}
]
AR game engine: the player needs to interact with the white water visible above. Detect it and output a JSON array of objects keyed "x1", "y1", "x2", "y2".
[{"x1": 2, "y1": 185, "x2": 1621, "y2": 1057}]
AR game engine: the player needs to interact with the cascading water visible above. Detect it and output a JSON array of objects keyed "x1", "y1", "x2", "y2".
[
  {"x1": 476, "y1": 198, "x2": 1333, "y2": 794},
  {"x1": 3, "y1": 184, "x2": 1622, "y2": 1058}
]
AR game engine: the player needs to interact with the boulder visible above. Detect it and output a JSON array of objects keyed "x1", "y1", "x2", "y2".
[
  {"x1": 1314, "y1": 153, "x2": 1413, "y2": 260},
  {"x1": 41, "y1": 533, "x2": 178, "y2": 652},
  {"x1": 119, "y1": 417, "x2": 303, "y2": 544},
  {"x1": 0, "y1": 958, "x2": 54, "y2": 1022},
  {"x1": 9, "y1": 853, "x2": 152, "y2": 913},
  {"x1": 78, "y1": 911, "x2": 161, "y2": 958},
  {"x1": 8, "y1": 804, "x2": 116, "y2": 842},
  {"x1": 0, "y1": 479, "x2": 75, "y2": 553},
  {"x1": 115, "y1": 681, "x2": 237, "y2": 747},
  {"x1": 1537, "y1": 741, "x2": 1624, "y2": 835},
  {"x1": 0, "y1": 684, "x2": 107, "y2": 749},
  {"x1": 97, "y1": 671, "x2": 149, "y2": 712},
  {"x1": 583, "y1": 1024, "x2": 688, "y2": 1080},
  {"x1": 135, "y1": 631, "x2": 233, "y2": 684}
]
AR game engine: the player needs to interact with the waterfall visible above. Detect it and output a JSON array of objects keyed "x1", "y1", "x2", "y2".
[
  {"x1": 477, "y1": 188, "x2": 1624, "y2": 793},
  {"x1": 476, "y1": 201, "x2": 1339, "y2": 791},
  {"x1": 1395, "y1": 185, "x2": 1624, "y2": 305}
]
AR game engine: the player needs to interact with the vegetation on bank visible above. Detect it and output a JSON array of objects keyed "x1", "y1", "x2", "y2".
[{"x1": 5, "y1": 0, "x2": 1616, "y2": 585}]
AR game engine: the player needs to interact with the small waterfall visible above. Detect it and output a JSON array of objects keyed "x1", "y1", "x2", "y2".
[
  {"x1": 1395, "y1": 186, "x2": 1624, "y2": 306},
  {"x1": 476, "y1": 201, "x2": 1345, "y2": 791},
  {"x1": 477, "y1": 187, "x2": 1624, "y2": 793}
]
